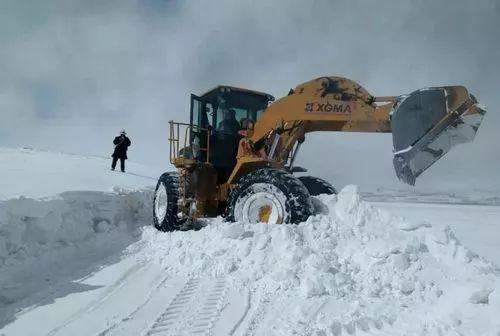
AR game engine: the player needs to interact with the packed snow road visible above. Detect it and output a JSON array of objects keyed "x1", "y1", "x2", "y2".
[
  {"x1": 2, "y1": 187, "x2": 500, "y2": 336},
  {"x1": 0, "y1": 239, "x2": 250, "y2": 336}
]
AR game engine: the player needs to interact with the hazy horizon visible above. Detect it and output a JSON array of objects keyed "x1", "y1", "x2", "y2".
[{"x1": 1, "y1": 0, "x2": 499, "y2": 193}]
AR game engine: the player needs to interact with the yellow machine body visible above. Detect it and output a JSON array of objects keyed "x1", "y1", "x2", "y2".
[{"x1": 167, "y1": 76, "x2": 486, "y2": 222}]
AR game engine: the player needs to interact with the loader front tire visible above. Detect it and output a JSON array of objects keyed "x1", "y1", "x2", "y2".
[
  {"x1": 227, "y1": 169, "x2": 313, "y2": 224},
  {"x1": 298, "y1": 176, "x2": 337, "y2": 196},
  {"x1": 153, "y1": 172, "x2": 180, "y2": 231}
]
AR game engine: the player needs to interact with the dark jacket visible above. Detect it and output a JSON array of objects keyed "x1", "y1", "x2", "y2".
[
  {"x1": 217, "y1": 118, "x2": 240, "y2": 135},
  {"x1": 112, "y1": 135, "x2": 131, "y2": 159}
]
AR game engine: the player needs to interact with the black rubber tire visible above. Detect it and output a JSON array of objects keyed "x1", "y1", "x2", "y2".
[
  {"x1": 298, "y1": 176, "x2": 337, "y2": 196},
  {"x1": 153, "y1": 172, "x2": 180, "y2": 231},
  {"x1": 227, "y1": 168, "x2": 313, "y2": 224}
]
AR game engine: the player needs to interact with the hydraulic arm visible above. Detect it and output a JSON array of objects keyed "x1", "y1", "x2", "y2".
[{"x1": 237, "y1": 76, "x2": 486, "y2": 185}]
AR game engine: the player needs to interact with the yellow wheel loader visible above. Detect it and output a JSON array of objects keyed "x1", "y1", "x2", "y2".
[{"x1": 153, "y1": 76, "x2": 486, "y2": 230}]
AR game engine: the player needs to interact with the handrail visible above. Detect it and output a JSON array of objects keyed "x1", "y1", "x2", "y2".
[{"x1": 168, "y1": 120, "x2": 211, "y2": 164}]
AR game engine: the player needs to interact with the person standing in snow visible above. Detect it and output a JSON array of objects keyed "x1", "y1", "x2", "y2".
[{"x1": 111, "y1": 130, "x2": 131, "y2": 172}]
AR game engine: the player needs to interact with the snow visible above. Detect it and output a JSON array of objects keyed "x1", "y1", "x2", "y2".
[
  {"x1": 373, "y1": 202, "x2": 500, "y2": 270},
  {"x1": 136, "y1": 185, "x2": 500, "y2": 335},
  {"x1": 0, "y1": 147, "x2": 158, "y2": 328},
  {"x1": 0, "y1": 147, "x2": 160, "y2": 200},
  {"x1": 1, "y1": 147, "x2": 499, "y2": 335},
  {"x1": 0, "y1": 190, "x2": 152, "y2": 308}
]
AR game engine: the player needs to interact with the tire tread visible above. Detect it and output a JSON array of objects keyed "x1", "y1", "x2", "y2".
[
  {"x1": 227, "y1": 168, "x2": 313, "y2": 223},
  {"x1": 153, "y1": 171, "x2": 180, "y2": 231},
  {"x1": 298, "y1": 176, "x2": 337, "y2": 196}
]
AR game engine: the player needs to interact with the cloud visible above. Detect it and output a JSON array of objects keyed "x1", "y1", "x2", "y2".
[{"x1": 0, "y1": 0, "x2": 498, "y2": 192}]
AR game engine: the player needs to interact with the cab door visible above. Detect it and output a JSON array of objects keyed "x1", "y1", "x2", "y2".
[
  {"x1": 189, "y1": 94, "x2": 209, "y2": 162},
  {"x1": 190, "y1": 94, "x2": 206, "y2": 128}
]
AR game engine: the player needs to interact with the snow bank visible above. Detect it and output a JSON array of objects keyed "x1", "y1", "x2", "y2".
[
  {"x1": 0, "y1": 147, "x2": 162, "y2": 325},
  {"x1": 0, "y1": 189, "x2": 153, "y2": 307},
  {"x1": 141, "y1": 186, "x2": 500, "y2": 335}
]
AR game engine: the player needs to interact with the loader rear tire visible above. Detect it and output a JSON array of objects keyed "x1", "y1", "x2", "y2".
[
  {"x1": 153, "y1": 172, "x2": 180, "y2": 231},
  {"x1": 227, "y1": 168, "x2": 313, "y2": 224},
  {"x1": 298, "y1": 176, "x2": 337, "y2": 196}
]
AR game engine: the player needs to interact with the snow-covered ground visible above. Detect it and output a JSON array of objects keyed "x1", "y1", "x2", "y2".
[
  {"x1": 0, "y1": 147, "x2": 161, "y2": 200},
  {"x1": 373, "y1": 202, "x2": 500, "y2": 271},
  {"x1": 0, "y1": 148, "x2": 159, "y2": 329},
  {"x1": 1, "y1": 147, "x2": 499, "y2": 335}
]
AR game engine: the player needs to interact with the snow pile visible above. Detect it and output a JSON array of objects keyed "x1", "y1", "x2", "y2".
[
  {"x1": 0, "y1": 190, "x2": 153, "y2": 306},
  {"x1": 141, "y1": 185, "x2": 500, "y2": 335}
]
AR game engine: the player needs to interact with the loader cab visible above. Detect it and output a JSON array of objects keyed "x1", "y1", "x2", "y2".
[{"x1": 190, "y1": 86, "x2": 274, "y2": 177}]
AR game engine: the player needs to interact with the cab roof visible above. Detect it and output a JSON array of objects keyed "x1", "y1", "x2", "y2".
[{"x1": 199, "y1": 85, "x2": 275, "y2": 102}]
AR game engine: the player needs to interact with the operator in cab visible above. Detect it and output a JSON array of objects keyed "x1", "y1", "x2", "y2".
[{"x1": 217, "y1": 108, "x2": 240, "y2": 135}]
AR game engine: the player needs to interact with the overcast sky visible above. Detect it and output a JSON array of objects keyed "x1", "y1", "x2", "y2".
[{"x1": 0, "y1": 0, "x2": 499, "y2": 193}]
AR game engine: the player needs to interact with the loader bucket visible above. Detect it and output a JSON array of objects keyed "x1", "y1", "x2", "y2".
[{"x1": 391, "y1": 86, "x2": 486, "y2": 185}]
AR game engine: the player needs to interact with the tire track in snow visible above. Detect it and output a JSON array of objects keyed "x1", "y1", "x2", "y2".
[
  {"x1": 146, "y1": 277, "x2": 227, "y2": 336},
  {"x1": 228, "y1": 289, "x2": 251, "y2": 336},
  {"x1": 94, "y1": 272, "x2": 171, "y2": 336},
  {"x1": 186, "y1": 278, "x2": 227, "y2": 336},
  {"x1": 47, "y1": 262, "x2": 145, "y2": 336},
  {"x1": 239, "y1": 290, "x2": 271, "y2": 336}
]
